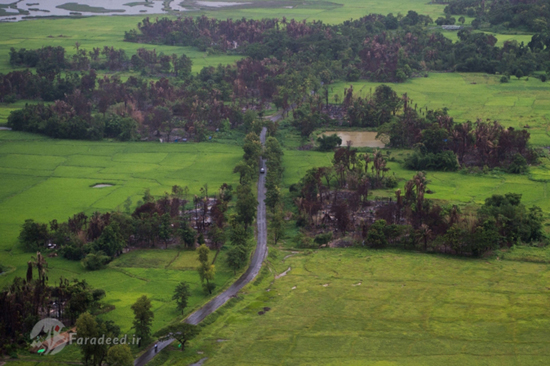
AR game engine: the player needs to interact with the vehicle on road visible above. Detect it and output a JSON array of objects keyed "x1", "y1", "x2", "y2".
[{"x1": 260, "y1": 167, "x2": 265, "y2": 174}]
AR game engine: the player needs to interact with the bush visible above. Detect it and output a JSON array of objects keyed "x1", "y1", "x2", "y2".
[
  {"x1": 82, "y1": 252, "x2": 110, "y2": 270},
  {"x1": 367, "y1": 220, "x2": 388, "y2": 248},
  {"x1": 500, "y1": 75, "x2": 509, "y2": 83},
  {"x1": 3, "y1": 93, "x2": 17, "y2": 103},
  {"x1": 314, "y1": 232, "x2": 333, "y2": 245},
  {"x1": 404, "y1": 150, "x2": 459, "y2": 171},
  {"x1": 103, "y1": 115, "x2": 138, "y2": 141},
  {"x1": 383, "y1": 175, "x2": 399, "y2": 188},
  {"x1": 317, "y1": 134, "x2": 342, "y2": 151},
  {"x1": 345, "y1": 66, "x2": 361, "y2": 82},
  {"x1": 61, "y1": 245, "x2": 86, "y2": 261},
  {"x1": 507, "y1": 153, "x2": 528, "y2": 174},
  {"x1": 295, "y1": 232, "x2": 316, "y2": 248},
  {"x1": 18, "y1": 219, "x2": 49, "y2": 252}
]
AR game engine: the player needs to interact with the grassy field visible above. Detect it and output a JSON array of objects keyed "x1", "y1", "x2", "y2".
[
  {"x1": 444, "y1": 31, "x2": 535, "y2": 47},
  {"x1": 0, "y1": 130, "x2": 243, "y2": 344},
  {"x1": 194, "y1": 0, "x2": 447, "y2": 24},
  {"x1": 329, "y1": 73, "x2": 550, "y2": 146},
  {"x1": 150, "y1": 248, "x2": 550, "y2": 365},
  {"x1": 0, "y1": 15, "x2": 242, "y2": 74}
]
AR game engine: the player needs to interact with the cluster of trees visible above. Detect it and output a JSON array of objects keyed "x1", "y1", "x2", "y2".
[
  {"x1": 130, "y1": 48, "x2": 192, "y2": 77},
  {"x1": 17, "y1": 184, "x2": 232, "y2": 270},
  {"x1": 5, "y1": 12, "x2": 550, "y2": 141},
  {"x1": 370, "y1": 174, "x2": 545, "y2": 254},
  {"x1": 441, "y1": 0, "x2": 550, "y2": 32},
  {"x1": 9, "y1": 46, "x2": 193, "y2": 78},
  {"x1": 291, "y1": 84, "x2": 402, "y2": 138},
  {"x1": 262, "y1": 135, "x2": 286, "y2": 245},
  {"x1": 291, "y1": 146, "x2": 397, "y2": 233},
  {"x1": 375, "y1": 94, "x2": 538, "y2": 171},
  {"x1": 225, "y1": 131, "x2": 263, "y2": 273},
  {"x1": 291, "y1": 84, "x2": 536, "y2": 173},
  {"x1": 0, "y1": 69, "x2": 93, "y2": 103},
  {"x1": 9, "y1": 46, "x2": 67, "y2": 74},
  {"x1": 126, "y1": 15, "x2": 550, "y2": 83},
  {"x1": 342, "y1": 84, "x2": 403, "y2": 127},
  {"x1": 74, "y1": 312, "x2": 132, "y2": 366},
  {"x1": 0, "y1": 253, "x2": 107, "y2": 356},
  {"x1": 125, "y1": 16, "x2": 281, "y2": 51},
  {"x1": 7, "y1": 13, "x2": 550, "y2": 142},
  {"x1": 293, "y1": 165, "x2": 546, "y2": 255},
  {"x1": 5, "y1": 69, "x2": 241, "y2": 140}
]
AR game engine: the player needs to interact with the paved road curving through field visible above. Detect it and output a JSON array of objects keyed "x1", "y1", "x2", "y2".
[{"x1": 134, "y1": 127, "x2": 268, "y2": 366}]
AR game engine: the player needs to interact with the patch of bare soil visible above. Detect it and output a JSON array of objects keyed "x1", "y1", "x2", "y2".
[
  {"x1": 275, "y1": 267, "x2": 291, "y2": 279},
  {"x1": 282, "y1": 251, "x2": 299, "y2": 261}
]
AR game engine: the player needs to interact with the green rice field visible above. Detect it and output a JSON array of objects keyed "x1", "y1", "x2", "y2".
[
  {"x1": 329, "y1": 73, "x2": 550, "y2": 146},
  {"x1": 0, "y1": 130, "x2": 242, "y2": 337},
  {"x1": 149, "y1": 248, "x2": 550, "y2": 365},
  {"x1": 195, "y1": 0, "x2": 447, "y2": 24}
]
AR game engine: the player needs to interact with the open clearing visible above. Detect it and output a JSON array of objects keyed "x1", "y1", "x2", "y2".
[{"x1": 152, "y1": 249, "x2": 550, "y2": 365}]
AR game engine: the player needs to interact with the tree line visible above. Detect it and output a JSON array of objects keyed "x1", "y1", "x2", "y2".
[
  {"x1": 125, "y1": 14, "x2": 550, "y2": 82},
  {"x1": 380, "y1": 93, "x2": 538, "y2": 172},
  {"x1": 291, "y1": 162, "x2": 546, "y2": 255},
  {"x1": 9, "y1": 46, "x2": 192, "y2": 78},
  {"x1": 441, "y1": 0, "x2": 550, "y2": 33},
  {"x1": 18, "y1": 184, "x2": 229, "y2": 269}
]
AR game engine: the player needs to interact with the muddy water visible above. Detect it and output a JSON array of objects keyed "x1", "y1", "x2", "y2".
[{"x1": 322, "y1": 131, "x2": 385, "y2": 148}]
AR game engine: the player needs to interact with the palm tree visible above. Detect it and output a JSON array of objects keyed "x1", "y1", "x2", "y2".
[
  {"x1": 416, "y1": 224, "x2": 433, "y2": 251},
  {"x1": 31, "y1": 252, "x2": 48, "y2": 286}
]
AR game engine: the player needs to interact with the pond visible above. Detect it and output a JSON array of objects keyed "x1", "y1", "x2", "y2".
[
  {"x1": 92, "y1": 183, "x2": 113, "y2": 188},
  {"x1": 321, "y1": 131, "x2": 386, "y2": 148}
]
